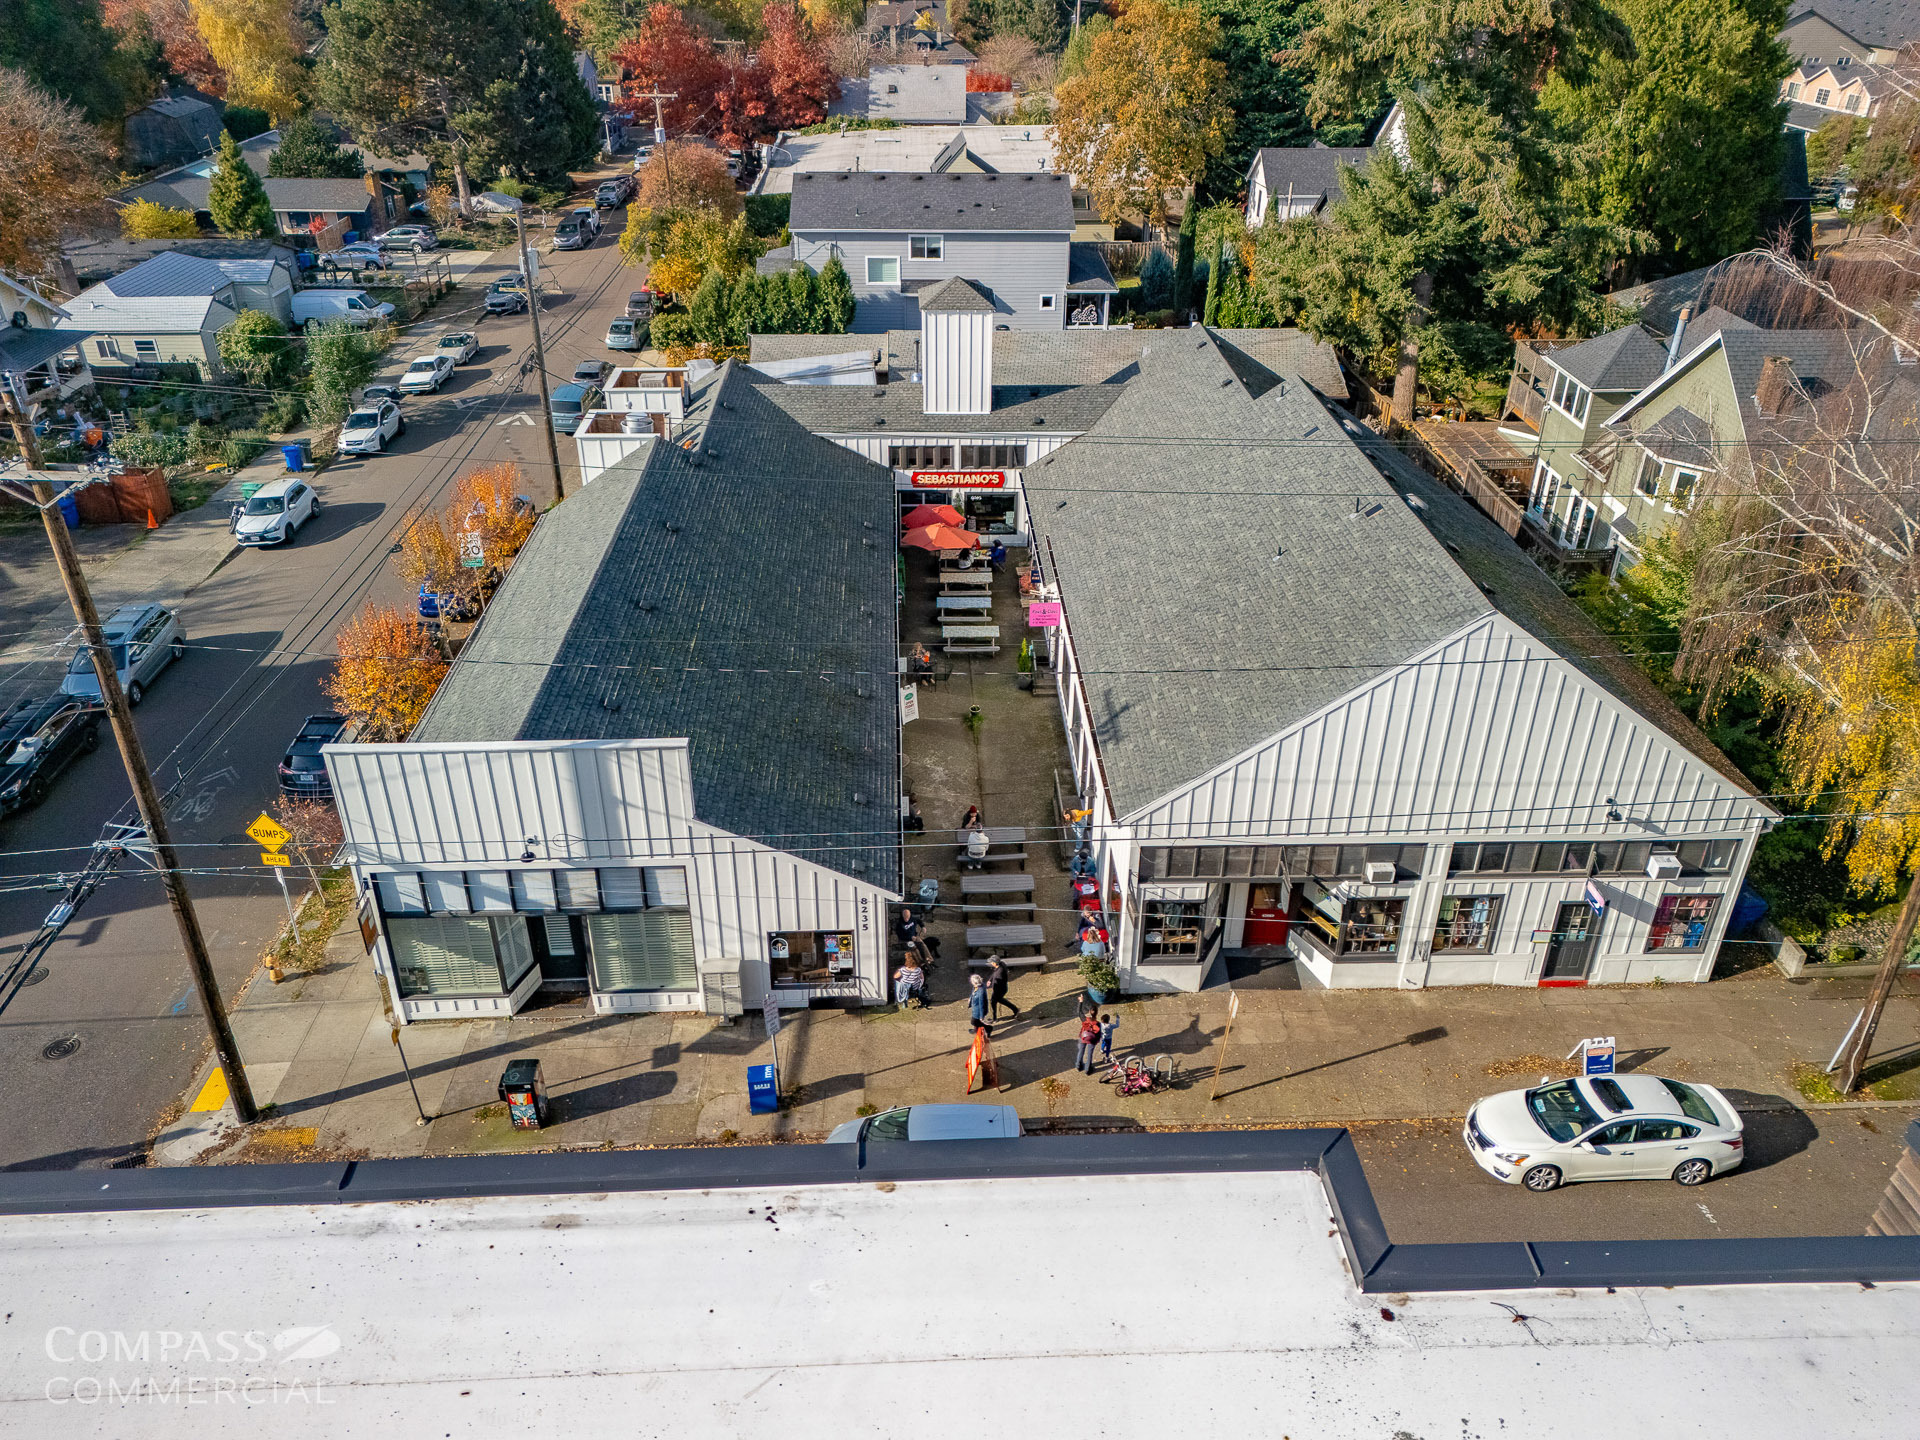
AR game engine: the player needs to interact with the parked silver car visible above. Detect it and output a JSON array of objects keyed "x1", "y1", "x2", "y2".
[{"x1": 59, "y1": 602, "x2": 184, "y2": 706}]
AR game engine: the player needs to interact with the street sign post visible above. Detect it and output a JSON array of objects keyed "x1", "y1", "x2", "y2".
[
  {"x1": 248, "y1": 813, "x2": 298, "y2": 933},
  {"x1": 761, "y1": 991, "x2": 782, "y2": 1099},
  {"x1": 246, "y1": 813, "x2": 292, "y2": 851}
]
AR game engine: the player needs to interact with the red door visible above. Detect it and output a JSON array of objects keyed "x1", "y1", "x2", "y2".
[{"x1": 1244, "y1": 883, "x2": 1290, "y2": 947}]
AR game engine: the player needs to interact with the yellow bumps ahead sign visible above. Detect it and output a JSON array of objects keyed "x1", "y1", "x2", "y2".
[{"x1": 246, "y1": 813, "x2": 292, "y2": 851}]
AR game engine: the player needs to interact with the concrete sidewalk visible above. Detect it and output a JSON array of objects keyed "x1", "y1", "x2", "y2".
[{"x1": 159, "y1": 914, "x2": 1920, "y2": 1164}]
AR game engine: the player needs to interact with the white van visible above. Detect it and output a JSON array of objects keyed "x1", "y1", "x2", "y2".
[{"x1": 291, "y1": 289, "x2": 396, "y2": 329}]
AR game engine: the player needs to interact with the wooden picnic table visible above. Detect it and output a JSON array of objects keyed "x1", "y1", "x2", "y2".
[
  {"x1": 942, "y1": 624, "x2": 1000, "y2": 639},
  {"x1": 939, "y1": 570, "x2": 994, "y2": 591},
  {"x1": 960, "y1": 872, "x2": 1034, "y2": 895},
  {"x1": 936, "y1": 594, "x2": 993, "y2": 614},
  {"x1": 966, "y1": 923, "x2": 1045, "y2": 951}
]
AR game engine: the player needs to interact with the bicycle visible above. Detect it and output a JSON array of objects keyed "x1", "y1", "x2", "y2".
[{"x1": 1100, "y1": 1054, "x2": 1181, "y2": 1096}]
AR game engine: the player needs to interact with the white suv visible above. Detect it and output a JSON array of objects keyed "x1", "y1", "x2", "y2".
[
  {"x1": 233, "y1": 476, "x2": 321, "y2": 547},
  {"x1": 339, "y1": 398, "x2": 405, "y2": 454}
]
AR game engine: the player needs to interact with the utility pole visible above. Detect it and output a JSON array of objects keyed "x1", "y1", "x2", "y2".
[
  {"x1": 513, "y1": 205, "x2": 566, "y2": 505},
  {"x1": 1833, "y1": 874, "x2": 1920, "y2": 1094},
  {"x1": 1, "y1": 387, "x2": 258, "y2": 1124},
  {"x1": 633, "y1": 91, "x2": 677, "y2": 195}
]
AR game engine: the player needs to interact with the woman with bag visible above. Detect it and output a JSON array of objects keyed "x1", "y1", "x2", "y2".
[{"x1": 1074, "y1": 1012, "x2": 1102, "y2": 1074}]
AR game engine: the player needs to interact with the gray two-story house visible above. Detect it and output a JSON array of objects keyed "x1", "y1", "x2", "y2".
[{"x1": 765, "y1": 170, "x2": 1115, "y2": 332}]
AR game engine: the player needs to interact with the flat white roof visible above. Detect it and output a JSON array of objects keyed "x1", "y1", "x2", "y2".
[
  {"x1": 4, "y1": 1169, "x2": 1918, "y2": 1435},
  {"x1": 757, "y1": 124, "x2": 1056, "y2": 194}
]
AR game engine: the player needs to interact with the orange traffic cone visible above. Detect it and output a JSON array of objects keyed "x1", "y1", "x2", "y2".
[{"x1": 146, "y1": 509, "x2": 159, "y2": 530}]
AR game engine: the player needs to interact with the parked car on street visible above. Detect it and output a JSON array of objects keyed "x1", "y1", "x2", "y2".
[
  {"x1": 232, "y1": 476, "x2": 321, "y2": 547},
  {"x1": 360, "y1": 383, "x2": 403, "y2": 404},
  {"x1": 291, "y1": 289, "x2": 394, "y2": 329},
  {"x1": 631, "y1": 144, "x2": 653, "y2": 171},
  {"x1": 595, "y1": 177, "x2": 633, "y2": 207},
  {"x1": 278, "y1": 714, "x2": 348, "y2": 800},
  {"x1": 60, "y1": 602, "x2": 183, "y2": 706},
  {"x1": 0, "y1": 696, "x2": 102, "y2": 817},
  {"x1": 824, "y1": 1105, "x2": 1022, "y2": 1144},
  {"x1": 553, "y1": 219, "x2": 589, "y2": 251},
  {"x1": 321, "y1": 243, "x2": 389, "y2": 271},
  {"x1": 382, "y1": 225, "x2": 438, "y2": 252},
  {"x1": 571, "y1": 206, "x2": 601, "y2": 238},
  {"x1": 484, "y1": 279, "x2": 529, "y2": 316},
  {"x1": 625, "y1": 290, "x2": 655, "y2": 320},
  {"x1": 435, "y1": 331, "x2": 479, "y2": 364},
  {"x1": 398, "y1": 353, "x2": 457, "y2": 394},
  {"x1": 572, "y1": 360, "x2": 610, "y2": 386},
  {"x1": 338, "y1": 398, "x2": 405, "y2": 454},
  {"x1": 605, "y1": 317, "x2": 644, "y2": 350},
  {"x1": 1463, "y1": 1074, "x2": 1744, "y2": 1192},
  {"x1": 549, "y1": 382, "x2": 601, "y2": 433}
]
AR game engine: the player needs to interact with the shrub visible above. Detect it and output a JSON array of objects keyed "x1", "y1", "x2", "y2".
[
  {"x1": 222, "y1": 105, "x2": 272, "y2": 141},
  {"x1": 650, "y1": 312, "x2": 696, "y2": 350},
  {"x1": 220, "y1": 431, "x2": 271, "y2": 468},
  {"x1": 1077, "y1": 955, "x2": 1120, "y2": 992},
  {"x1": 109, "y1": 430, "x2": 191, "y2": 468},
  {"x1": 262, "y1": 393, "x2": 307, "y2": 433},
  {"x1": 184, "y1": 420, "x2": 224, "y2": 461},
  {"x1": 744, "y1": 194, "x2": 791, "y2": 237},
  {"x1": 120, "y1": 199, "x2": 200, "y2": 240}
]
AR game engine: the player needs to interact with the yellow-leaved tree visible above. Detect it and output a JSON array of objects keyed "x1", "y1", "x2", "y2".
[
  {"x1": 190, "y1": 0, "x2": 308, "y2": 121},
  {"x1": 394, "y1": 505, "x2": 466, "y2": 606},
  {"x1": 119, "y1": 198, "x2": 202, "y2": 239},
  {"x1": 452, "y1": 463, "x2": 539, "y2": 572},
  {"x1": 1050, "y1": 0, "x2": 1230, "y2": 229},
  {"x1": 322, "y1": 603, "x2": 448, "y2": 742}
]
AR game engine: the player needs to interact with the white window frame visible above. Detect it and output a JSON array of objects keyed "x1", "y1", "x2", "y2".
[
  {"x1": 1548, "y1": 368, "x2": 1590, "y2": 424},
  {"x1": 96, "y1": 339, "x2": 120, "y2": 359},
  {"x1": 1815, "y1": 86, "x2": 1832, "y2": 105},
  {"x1": 908, "y1": 234, "x2": 942, "y2": 260},
  {"x1": 1634, "y1": 450, "x2": 1661, "y2": 497},
  {"x1": 1529, "y1": 459, "x2": 1562, "y2": 516},
  {"x1": 866, "y1": 254, "x2": 901, "y2": 287},
  {"x1": 133, "y1": 339, "x2": 159, "y2": 359},
  {"x1": 1038, "y1": 293, "x2": 1057, "y2": 311},
  {"x1": 1846, "y1": 91, "x2": 1862, "y2": 112},
  {"x1": 1667, "y1": 466, "x2": 1700, "y2": 509}
]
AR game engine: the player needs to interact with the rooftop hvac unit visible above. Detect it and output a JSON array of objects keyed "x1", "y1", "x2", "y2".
[
  {"x1": 1646, "y1": 853, "x2": 1683, "y2": 880},
  {"x1": 1364, "y1": 861, "x2": 1397, "y2": 885}
]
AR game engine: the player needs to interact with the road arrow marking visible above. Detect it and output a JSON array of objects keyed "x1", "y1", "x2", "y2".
[{"x1": 495, "y1": 414, "x2": 536, "y2": 427}]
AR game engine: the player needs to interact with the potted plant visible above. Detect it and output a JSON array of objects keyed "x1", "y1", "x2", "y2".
[
  {"x1": 1078, "y1": 954, "x2": 1119, "y2": 1004},
  {"x1": 1016, "y1": 638, "x2": 1035, "y2": 691}
]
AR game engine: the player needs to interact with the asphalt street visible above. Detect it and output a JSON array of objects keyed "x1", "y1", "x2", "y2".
[
  {"x1": 0, "y1": 185, "x2": 643, "y2": 1169},
  {"x1": 1353, "y1": 1106, "x2": 1909, "y2": 1241}
]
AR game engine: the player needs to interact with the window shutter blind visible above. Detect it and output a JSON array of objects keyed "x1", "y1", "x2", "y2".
[
  {"x1": 387, "y1": 917, "x2": 501, "y2": 996},
  {"x1": 587, "y1": 911, "x2": 696, "y2": 992}
]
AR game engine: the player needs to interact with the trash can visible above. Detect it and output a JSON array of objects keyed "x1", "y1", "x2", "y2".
[
  {"x1": 56, "y1": 490, "x2": 80, "y2": 529},
  {"x1": 499, "y1": 1058, "x2": 548, "y2": 1129},
  {"x1": 280, "y1": 442, "x2": 309, "y2": 472}
]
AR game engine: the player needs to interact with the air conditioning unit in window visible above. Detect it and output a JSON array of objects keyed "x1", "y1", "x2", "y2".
[
  {"x1": 1646, "y1": 853, "x2": 1683, "y2": 880},
  {"x1": 1364, "y1": 861, "x2": 1397, "y2": 885}
]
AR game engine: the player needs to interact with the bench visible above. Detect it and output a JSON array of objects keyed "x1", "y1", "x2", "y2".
[
  {"x1": 965, "y1": 953, "x2": 1048, "y2": 968},
  {"x1": 958, "y1": 827, "x2": 1028, "y2": 868},
  {"x1": 935, "y1": 595, "x2": 993, "y2": 615},
  {"x1": 939, "y1": 571, "x2": 993, "y2": 592},
  {"x1": 966, "y1": 922, "x2": 1045, "y2": 952},
  {"x1": 961, "y1": 900, "x2": 1038, "y2": 916},
  {"x1": 942, "y1": 623, "x2": 1001, "y2": 656}
]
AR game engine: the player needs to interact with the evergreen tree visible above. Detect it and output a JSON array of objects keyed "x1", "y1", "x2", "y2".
[
  {"x1": 269, "y1": 116, "x2": 367, "y2": 179},
  {"x1": 1202, "y1": 237, "x2": 1223, "y2": 324},
  {"x1": 689, "y1": 269, "x2": 730, "y2": 345},
  {"x1": 0, "y1": 0, "x2": 159, "y2": 125},
  {"x1": 457, "y1": 0, "x2": 599, "y2": 186},
  {"x1": 1138, "y1": 248, "x2": 1174, "y2": 310},
  {"x1": 1544, "y1": 0, "x2": 1791, "y2": 275},
  {"x1": 818, "y1": 255, "x2": 855, "y2": 331},
  {"x1": 1192, "y1": 0, "x2": 1318, "y2": 196},
  {"x1": 206, "y1": 131, "x2": 276, "y2": 238},
  {"x1": 1173, "y1": 203, "x2": 1198, "y2": 317}
]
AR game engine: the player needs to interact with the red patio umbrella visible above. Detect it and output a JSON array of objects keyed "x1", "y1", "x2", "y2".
[
  {"x1": 901, "y1": 503, "x2": 965, "y2": 529},
  {"x1": 901, "y1": 523, "x2": 980, "y2": 551}
]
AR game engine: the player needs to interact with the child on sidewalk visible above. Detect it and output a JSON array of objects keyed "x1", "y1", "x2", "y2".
[{"x1": 1098, "y1": 1013, "x2": 1117, "y2": 1065}]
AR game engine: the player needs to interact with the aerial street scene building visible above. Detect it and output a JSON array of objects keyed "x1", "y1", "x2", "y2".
[{"x1": 0, "y1": 0, "x2": 1918, "y2": 1431}]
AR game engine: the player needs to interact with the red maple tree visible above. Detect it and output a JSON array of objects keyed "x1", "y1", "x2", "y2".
[
  {"x1": 611, "y1": 4, "x2": 724, "y2": 138},
  {"x1": 966, "y1": 70, "x2": 1013, "y2": 93},
  {"x1": 758, "y1": 4, "x2": 839, "y2": 131},
  {"x1": 612, "y1": 1, "x2": 837, "y2": 149}
]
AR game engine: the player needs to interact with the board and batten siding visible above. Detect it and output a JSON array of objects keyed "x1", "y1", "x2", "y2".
[
  {"x1": 327, "y1": 738, "x2": 898, "y2": 1010},
  {"x1": 1129, "y1": 614, "x2": 1776, "y2": 841},
  {"x1": 790, "y1": 230, "x2": 1071, "y2": 331}
]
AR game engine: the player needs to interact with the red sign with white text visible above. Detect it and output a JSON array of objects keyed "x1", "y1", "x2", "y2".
[{"x1": 911, "y1": 470, "x2": 1005, "y2": 490}]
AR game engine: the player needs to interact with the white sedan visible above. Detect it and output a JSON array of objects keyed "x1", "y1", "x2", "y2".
[
  {"x1": 1463, "y1": 1074, "x2": 1744, "y2": 1192},
  {"x1": 397, "y1": 354, "x2": 457, "y2": 394},
  {"x1": 338, "y1": 399, "x2": 404, "y2": 454}
]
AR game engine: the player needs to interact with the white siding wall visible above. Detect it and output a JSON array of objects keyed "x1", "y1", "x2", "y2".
[
  {"x1": 921, "y1": 308, "x2": 992, "y2": 414},
  {"x1": 328, "y1": 739, "x2": 898, "y2": 1014},
  {"x1": 791, "y1": 230, "x2": 1072, "y2": 331}
]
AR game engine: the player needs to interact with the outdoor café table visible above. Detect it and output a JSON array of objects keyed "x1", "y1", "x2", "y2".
[
  {"x1": 966, "y1": 922, "x2": 1045, "y2": 953},
  {"x1": 939, "y1": 571, "x2": 994, "y2": 591},
  {"x1": 961, "y1": 873, "x2": 1034, "y2": 896},
  {"x1": 941, "y1": 624, "x2": 1000, "y2": 641},
  {"x1": 936, "y1": 595, "x2": 993, "y2": 615}
]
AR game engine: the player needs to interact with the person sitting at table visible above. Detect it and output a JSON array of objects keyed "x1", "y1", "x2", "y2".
[
  {"x1": 893, "y1": 957, "x2": 926, "y2": 1007},
  {"x1": 960, "y1": 804, "x2": 984, "y2": 832},
  {"x1": 908, "y1": 643, "x2": 934, "y2": 684},
  {"x1": 1070, "y1": 849, "x2": 1095, "y2": 879},
  {"x1": 966, "y1": 827, "x2": 990, "y2": 861},
  {"x1": 902, "y1": 799, "x2": 925, "y2": 834}
]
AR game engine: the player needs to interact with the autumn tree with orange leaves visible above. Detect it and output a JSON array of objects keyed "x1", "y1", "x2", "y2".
[
  {"x1": 322, "y1": 604, "x2": 448, "y2": 742},
  {"x1": 452, "y1": 463, "x2": 539, "y2": 570}
]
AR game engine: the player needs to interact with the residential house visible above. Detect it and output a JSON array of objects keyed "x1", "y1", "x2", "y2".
[
  {"x1": 122, "y1": 166, "x2": 400, "y2": 250},
  {"x1": 326, "y1": 367, "x2": 902, "y2": 1024},
  {"x1": 869, "y1": 64, "x2": 967, "y2": 124},
  {"x1": 1779, "y1": 0, "x2": 1920, "y2": 123},
  {"x1": 0, "y1": 274, "x2": 92, "y2": 407},
  {"x1": 1027, "y1": 331, "x2": 1778, "y2": 992},
  {"x1": 575, "y1": 50, "x2": 601, "y2": 102},
  {"x1": 64, "y1": 237, "x2": 304, "y2": 293},
  {"x1": 122, "y1": 94, "x2": 224, "y2": 172},
  {"x1": 764, "y1": 171, "x2": 1110, "y2": 331},
  {"x1": 864, "y1": 0, "x2": 974, "y2": 62},
  {"x1": 1243, "y1": 145, "x2": 1373, "y2": 226},
  {"x1": 52, "y1": 250, "x2": 303, "y2": 380}
]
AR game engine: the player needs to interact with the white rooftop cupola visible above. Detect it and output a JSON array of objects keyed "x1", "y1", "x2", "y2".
[{"x1": 919, "y1": 277, "x2": 995, "y2": 415}]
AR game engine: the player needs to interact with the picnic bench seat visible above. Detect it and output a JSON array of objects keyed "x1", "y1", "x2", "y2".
[
  {"x1": 942, "y1": 622, "x2": 1000, "y2": 656},
  {"x1": 935, "y1": 594, "x2": 993, "y2": 615},
  {"x1": 966, "y1": 922, "x2": 1045, "y2": 952},
  {"x1": 961, "y1": 900, "x2": 1037, "y2": 916},
  {"x1": 965, "y1": 952, "x2": 1048, "y2": 968},
  {"x1": 939, "y1": 570, "x2": 994, "y2": 592},
  {"x1": 960, "y1": 873, "x2": 1034, "y2": 896},
  {"x1": 957, "y1": 827, "x2": 1028, "y2": 867}
]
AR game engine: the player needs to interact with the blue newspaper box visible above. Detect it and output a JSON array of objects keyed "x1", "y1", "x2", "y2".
[{"x1": 747, "y1": 1063, "x2": 779, "y2": 1115}]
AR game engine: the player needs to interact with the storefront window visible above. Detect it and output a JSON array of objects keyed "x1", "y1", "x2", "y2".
[
  {"x1": 1341, "y1": 896, "x2": 1404, "y2": 954},
  {"x1": 1141, "y1": 900, "x2": 1202, "y2": 958},
  {"x1": 1448, "y1": 840, "x2": 1734, "y2": 877},
  {"x1": 1646, "y1": 893, "x2": 1718, "y2": 951},
  {"x1": 963, "y1": 492, "x2": 1017, "y2": 534},
  {"x1": 1432, "y1": 895, "x2": 1500, "y2": 952},
  {"x1": 959, "y1": 444, "x2": 1027, "y2": 467},
  {"x1": 1136, "y1": 844, "x2": 1424, "y2": 883},
  {"x1": 768, "y1": 929, "x2": 858, "y2": 986},
  {"x1": 889, "y1": 444, "x2": 954, "y2": 468},
  {"x1": 388, "y1": 915, "x2": 506, "y2": 997},
  {"x1": 588, "y1": 910, "x2": 696, "y2": 991}
]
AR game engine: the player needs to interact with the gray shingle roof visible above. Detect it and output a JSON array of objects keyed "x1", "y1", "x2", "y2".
[
  {"x1": 1027, "y1": 329, "x2": 1492, "y2": 816},
  {"x1": 919, "y1": 276, "x2": 996, "y2": 312},
  {"x1": 119, "y1": 174, "x2": 374, "y2": 216},
  {"x1": 414, "y1": 364, "x2": 902, "y2": 885},
  {"x1": 1788, "y1": 0, "x2": 1920, "y2": 48},
  {"x1": 790, "y1": 171, "x2": 1074, "y2": 233},
  {"x1": 1631, "y1": 406, "x2": 1717, "y2": 469},
  {"x1": 1066, "y1": 243, "x2": 1117, "y2": 293},
  {"x1": 1548, "y1": 323, "x2": 1671, "y2": 391},
  {"x1": 1245, "y1": 145, "x2": 1372, "y2": 211},
  {"x1": 1717, "y1": 328, "x2": 1862, "y2": 431},
  {"x1": 869, "y1": 63, "x2": 966, "y2": 123},
  {"x1": 1345, "y1": 415, "x2": 1763, "y2": 798},
  {"x1": 1784, "y1": 100, "x2": 1834, "y2": 133},
  {"x1": 751, "y1": 376, "x2": 1126, "y2": 434}
]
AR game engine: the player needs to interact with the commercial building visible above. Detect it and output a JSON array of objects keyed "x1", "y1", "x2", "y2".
[{"x1": 328, "y1": 368, "x2": 902, "y2": 1024}]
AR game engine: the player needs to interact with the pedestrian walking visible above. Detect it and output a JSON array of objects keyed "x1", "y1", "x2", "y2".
[
  {"x1": 1075, "y1": 1012, "x2": 1101, "y2": 1073},
  {"x1": 1098, "y1": 1013, "x2": 1117, "y2": 1064},
  {"x1": 967, "y1": 972, "x2": 991, "y2": 1037},
  {"x1": 988, "y1": 540, "x2": 1008, "y2": 574},
  {"x1": 1076, "y1": 990, "x2": 1098, "y2": 1025},
  {"x1": 986, "y1": 956, "x2": 1020, "y2": 1020}
]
